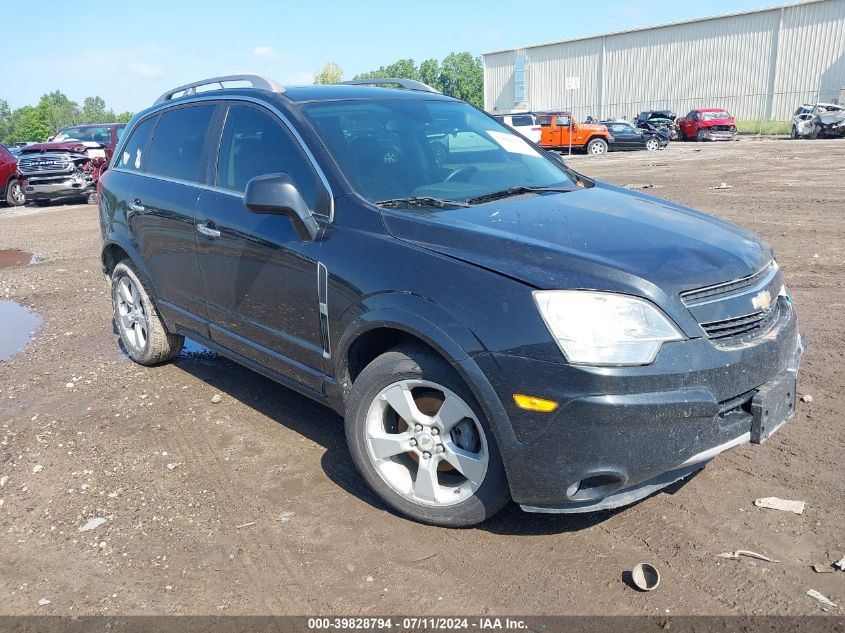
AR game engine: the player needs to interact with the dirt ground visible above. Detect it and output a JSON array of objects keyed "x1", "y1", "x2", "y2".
[{"x1": 0, "y1": 138, "x2": 843, "y2": 616}]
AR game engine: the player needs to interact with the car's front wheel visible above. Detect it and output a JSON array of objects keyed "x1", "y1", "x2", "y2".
[
  {"x1": 5, "y1": 179, "x2": 25, "y2": 207},
  {"x1": 345, "y1": 345, "x2": 510, "y2": 526},
  {"x1": 791, "y1": 125, "x2": 799, "y2": 139},
  {"x1": 645, "y1": 137, "x2": 660, "y2": 151},
  {"x1": 111, "y1": 259, "x2": 183, "y2": 365},
  {"x1": 696, "y1": 129, "x2": 707, "y2": 142},
  {"x1": 587, "y1": 138, "x2": 608, "y2": 155}
]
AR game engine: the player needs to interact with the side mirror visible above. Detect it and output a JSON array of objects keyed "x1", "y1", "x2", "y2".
[{"x1": 244, "y1": 173, "x2": 319, "y2": 242}]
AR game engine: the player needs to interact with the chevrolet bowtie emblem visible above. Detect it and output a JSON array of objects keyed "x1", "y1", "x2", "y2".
[{"x1": 752, "y1": 289, "x2": 772, "y2": 310}]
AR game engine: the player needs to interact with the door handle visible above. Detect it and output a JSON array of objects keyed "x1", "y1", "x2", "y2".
[
  {"x1": 127, "y1": 200, "x2": 145, "y2": 213},
  {"x1": 197, "y1": 222, "x2": 221, "y2": 238}
]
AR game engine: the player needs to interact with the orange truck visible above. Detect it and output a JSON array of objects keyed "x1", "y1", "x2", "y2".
[{"x1": 537, "y1": 112, "x2": 612, "y2": 155}]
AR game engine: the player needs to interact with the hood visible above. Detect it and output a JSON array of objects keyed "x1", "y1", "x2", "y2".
[
  {"x1": 699, "y1": 115, "x2": 735, "y2": 127},
  {"x1": 22, "y1": 140, "x2": 103, "y2": 154},
  {"x1": 643, "y1": 110, "x2": 676, "y2": 121},
  {"x1": 380, "y1": 182, "x2": 771, "y2": 303},
  {"x1": 577, "y1": 123, "x2": 608, "y2": 134}
]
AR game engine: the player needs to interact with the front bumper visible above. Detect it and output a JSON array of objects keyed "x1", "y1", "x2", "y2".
[
  {"x1": 474, "y1": 302, "x2": 803, "y2": 511},
  {"x1": 701, "y1": 129, "x2": 737, "y2": 141},
  {"x1": 23, "y1": 176, "x2": 93, "y2": 201}
]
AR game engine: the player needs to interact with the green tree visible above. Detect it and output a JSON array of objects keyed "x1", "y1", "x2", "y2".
[
  {"x1": 81, "y1": 96, "x2": 108, "y2": 123},
  {"x1": 9, "y1": 106, "x2": 51, "y2": 142},
  {"x1": 314, "y1": 62, "x2": 344, "y2": 85},
  {"x1": 38, "y1": 90, "x2": 80, "y2": 133},
  {"x1": 115, "y1": 111, "x2": 135, "y2": 124},
  {"x1": 354, "y1": 58, "x2": 419, "y2": 82},
  {"x1": 419, "y1": 59, "x2": 440, "y2": 89},
  {"x1": 439, "y1": 52, "x2": 483, "y2": 107},
  {"x1": 0, "y1": 99, "x2": 11, "y2": 144}
]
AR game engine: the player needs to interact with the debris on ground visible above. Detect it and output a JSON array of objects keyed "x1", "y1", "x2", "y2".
[
  {"x1": 719, "y1": 550, "x2": 780, "y2": 563},
  {"x1": 0, "y1": 475, "x2": 8, "y2": 486},
  {"x1": 276, "y1": 511, "x2": 295, "y2": 524},
  {"x1": 801, "y1": 394, "x2": 813, "y2": 403},
  {"x1": 753, "y1": 497, "x2": 805, "y2": 514},
  {"x1": 813, "y1": 563, "x2": 835, "y2": 573},
  {"x1": 78, "y1": 517, "x2": 107, "y2": 532},
  {"x1": 37, "y1": 597, "x2": 51, "y2": 606},
  {"x1": 807, "y1": 589, "x2": 837, "y2": 608},
  {"x1": 166, "y1": 463, "x2": 181, "y2": 471},
  {"x1": 235, "y1": 521, "x2": 256, "y2": 529},
  {"x1": 711, "y1": 182, "x2": 733, "y2": 189},
  {"x1": 624, "y1": 183, "x2": 655, "y2": 189},
  {"x1": 835, "y1": 557, "x2": 845, "y2": 571},
  {"x1": 211, "y1": 394, "x2": 222, "y2": 404},
  {"x1": 630, "y1": 563, "x2": 661, "y2": 591},
  {"x1": 32, "y1": 465, "x2": 43, "y2": 474}
]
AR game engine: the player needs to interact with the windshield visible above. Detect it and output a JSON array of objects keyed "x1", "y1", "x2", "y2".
[
  {"x1": 302, "y1": 99, "x2": 575, "y2": 204},
  {"x1": 52, "y1": 125, "x2": 113, "y2": 145},
  {"x1": 700, "y1": 111, "x2": 731, "y2": 121}
]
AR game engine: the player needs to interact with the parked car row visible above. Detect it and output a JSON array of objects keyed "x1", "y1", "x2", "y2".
[{"x1": 491, "y1": 107, "x2": 738, "y2": 155}]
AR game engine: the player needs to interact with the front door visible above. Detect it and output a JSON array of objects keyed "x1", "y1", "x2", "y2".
[{"x1": 195, "y1": 103, "x2": 327, "y2": 391}]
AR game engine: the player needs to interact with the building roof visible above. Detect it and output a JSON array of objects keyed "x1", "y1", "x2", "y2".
[{"x1": 481, "y1": 0, "x2": 828, "y2": 56}]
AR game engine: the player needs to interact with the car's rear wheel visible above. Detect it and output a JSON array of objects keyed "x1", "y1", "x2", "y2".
[
  {"x1": 5, "y1": 180, "x2": 25, "y2": 207},
  {"x1": 645, "y1": 137, "x2": 660, "y2": 151},
  {"x1": 111, "y1": 259, "x2": 183, "y2": 365},
  {"x1": 587, "y1": 138, "x2": 608, "y2": 155},
  {"x1": 345, "y1": 345, "x2": 510, "y2": 527}
]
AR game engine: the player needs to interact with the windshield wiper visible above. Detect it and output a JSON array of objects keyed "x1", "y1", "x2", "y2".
[
  {"x1": 465, "y1": 186, "x2": 576, "y2": 205},
  {"x1": 374, "y1": 196, "x2": 470, "y2": 209}
]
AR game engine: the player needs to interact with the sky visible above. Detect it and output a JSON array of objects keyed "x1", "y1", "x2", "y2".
[{"x1": 3, "y1": 0, "x2": 794, "y2": 114}]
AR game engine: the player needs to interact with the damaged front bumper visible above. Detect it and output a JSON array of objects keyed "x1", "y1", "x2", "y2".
[
  {"x1": 700, "y1": 128, "x2": 737, "y2": 141},
  {"x1": 23, "y1": 174, "x2": 95, "y2": 201}
]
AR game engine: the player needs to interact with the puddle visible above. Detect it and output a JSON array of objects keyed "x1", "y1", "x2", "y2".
[
  {"x1": 181, "y1": 337, "x2": 217, "y2": 359},
  {"x1": 0, "y1": 301, "x2": 43, "y2": 361},
  {"x1": 0, "y1": 249, "x2": 38, "y2": 268}
]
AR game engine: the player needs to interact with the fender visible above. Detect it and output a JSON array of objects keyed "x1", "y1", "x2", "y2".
[
  {"x1": 330, "y1": 305, "x2": 522, "y2": 480},
  {"x1": 100, "y1": 235, "x2": 159, "y2": 300}
]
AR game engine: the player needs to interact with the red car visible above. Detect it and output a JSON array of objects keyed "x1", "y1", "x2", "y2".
[
  {"x1": 0, "y1": 144, "x2": 25, "y2": 207},
  {"x1": 18, "y1": 123, "x2": 125, "y2": 205},
  {"x1": 677, "y1": 108, "x2": 737, "y2": 141}
]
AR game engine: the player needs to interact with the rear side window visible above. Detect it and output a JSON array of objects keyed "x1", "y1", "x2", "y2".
[
  {"x1": 510, "y1": 115, "x2": 534, "y2": 127},
  {"x1": 146, "y1": 105, "x2": 215, "y2": 182},
  {"x1": 116, "y1": 116, "x2": 157, "y2": 171},
  {"x1": 215, "y1": 104, "x2": 317, "y2": 207}
]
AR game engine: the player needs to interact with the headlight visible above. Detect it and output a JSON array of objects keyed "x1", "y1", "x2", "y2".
[{"x1": 533, "y1": 290, "x2": 684, "y2": 366}]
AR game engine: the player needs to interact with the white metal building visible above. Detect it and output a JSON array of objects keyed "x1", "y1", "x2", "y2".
[{"x1": 482, "y1": 0, "x2": 845, "y2": 121}]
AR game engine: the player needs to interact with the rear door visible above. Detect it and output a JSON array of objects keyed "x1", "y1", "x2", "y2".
[
  {"x1": 195, "y1": 102, "x2": 327, "y2": 391},
  {"x1": 125, "y1": 103, "x2": 217, "y2": 335}
]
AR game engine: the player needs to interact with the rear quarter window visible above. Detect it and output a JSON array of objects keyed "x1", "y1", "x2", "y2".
[
  {"x1": 510, "y1": 115, "x2": 534, "y2": 127},
  {"x1": 146, "y1": 104, "x2": 216, "y2": 182},
  {"x1": 116, "y1": 116, "x2": 158, "y2": 171}
]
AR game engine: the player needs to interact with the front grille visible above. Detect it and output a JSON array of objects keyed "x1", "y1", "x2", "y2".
[
  {"x1": 681, "y1": 261, "x2": 775, "y2": 305},
  {"x1": 18, "y1": 155, "x2": 73, "y2": 175},
  {"x1": 700, "y1": 303, "x2": 779, "y2": 341}
]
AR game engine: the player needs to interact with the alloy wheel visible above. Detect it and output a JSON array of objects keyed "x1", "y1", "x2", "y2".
[
  {"x1": 116, "y1": 276, "x2": 149, "y2": 352},
  {"x1": 9, "y1": 181, "x2": 25, "y2": 206},
  {"x1": 364, "y1": 379, "x2": 489, "y2": 507},
  {"x1": 646, "y1": 138, "x2": 659, "y2": 151}
]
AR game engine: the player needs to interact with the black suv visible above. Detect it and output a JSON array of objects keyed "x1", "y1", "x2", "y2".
[{"x1": 99, "y1": 75, "x2": 804, "y2": 527}]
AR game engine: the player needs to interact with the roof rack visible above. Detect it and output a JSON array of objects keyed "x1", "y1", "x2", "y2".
[
  {"x1": 154, "y1": 75, "x2": 286, "y2": 105},
  {"x1": 338, "y1": 78, "x2": 440, "y2": 94}
]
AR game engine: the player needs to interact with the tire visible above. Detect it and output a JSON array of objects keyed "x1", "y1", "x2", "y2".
[
  {"x1": 586, "y1": 138, "x2": 608, "y2": 155},
  {"x1": 5, "y1": 179, "x2": 25, "y2": 207},
  {"x1": 86, "y1": 192, "x2": 98, "y2": 205},
  {"x1": 645, "y1": 137, "x2": 660, "y2": 151},
  {"x1": 345, "y1": 344, "x2": 510, "y2": 527},
  {"x1": 791, "y1": 125, "x2": 798, "y2": 139},
  {"x1": 111, "y1": 259, "x2": 183, "y2": 365},
  {"x1": 696, "y1": 129, "x2": 707, "y2": 142}
]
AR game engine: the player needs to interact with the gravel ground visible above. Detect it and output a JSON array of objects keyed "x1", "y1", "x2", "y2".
[{"x1": 0, "y1": 138, "x2": 843, "y2": 616}]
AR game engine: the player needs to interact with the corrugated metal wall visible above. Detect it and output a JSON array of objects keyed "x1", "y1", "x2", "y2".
[{"x1": 483, "y1": 0, "x2": 845, "y2": 121}]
